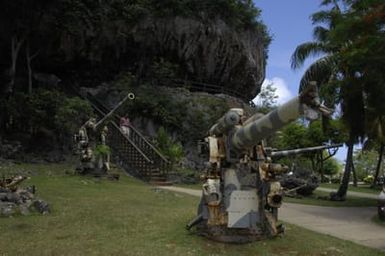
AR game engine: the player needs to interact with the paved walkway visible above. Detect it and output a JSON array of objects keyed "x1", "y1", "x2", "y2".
[
  {"x1": 159, "y1": 186, "x2": 385, "y2": 252},
  {"x1": 316, "y1": 187, "x2": 379, "y2": 199}
]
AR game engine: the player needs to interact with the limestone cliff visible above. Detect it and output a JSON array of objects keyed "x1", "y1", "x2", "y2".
[{"x1": 132, "y1": 16, "x2": 267, "y2": 100}]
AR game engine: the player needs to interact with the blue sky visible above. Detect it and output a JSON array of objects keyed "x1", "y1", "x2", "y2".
[{"x1": 252, "y1": 0, "x2": 347, "y2": 162}]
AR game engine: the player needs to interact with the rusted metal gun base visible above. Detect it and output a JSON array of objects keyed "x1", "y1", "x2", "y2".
[{"x1": 195, "y1": 223, "x2": 282, "y2": 243}]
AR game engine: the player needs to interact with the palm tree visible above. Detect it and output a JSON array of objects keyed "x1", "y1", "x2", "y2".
[
  {"x1": 365, "y1": 113, "x2": 385, "y2": 188},
  {"x1": 291, "y1": 0, "x2": 367, "y2": 201}
]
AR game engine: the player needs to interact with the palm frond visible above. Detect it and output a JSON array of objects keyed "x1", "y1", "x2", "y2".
[
  {"x1": 298, "y1": 55, "x2": 337, "y2": 92},
  {"x1": 291, "y1": 42, "x2": 328, "y2": 69},
  {"x1": 311, "y1": 10, "x2": 334, "y2": 25},
  {"x1": 313, "y1": 26, "x2": 330, "y2": 42}
]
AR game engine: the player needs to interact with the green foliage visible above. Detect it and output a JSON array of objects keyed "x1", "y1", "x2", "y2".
[
  {"x1": 353, "y1": 149, "x2": 379, "y2": 181},
  {"x1": 155, "y1": 127, "x2": 184, "y2": 165},
  {"x1": 272, "y1": 120, "x2": 344, "y2": 175},
  {"x1": 293, "y1": 0, "x2": 385, "y2": 145},
  {"x1": 330, "y1": 177, "x2": 341, "y2": 184},
  {"x1": 322, "y1": 157, "x2": 341, "y2": 176},
  {"x1": 148, "y1": 0, "x2": 264, "y2": 29},
  {"x1": 124, "y1": 84, "x2": 228, "y2": 142},
  {"x1": 184, "y1": 95, "x2": 228, "y2": 141},
  {"x1": 54, "y1": 96, "x2": 93, "y2": 136},
  {"x1": 274, "y1": 121, "x2": 308, "y2": 149},
  {"x1": 150, "y1": 58, "x2": 180, "y2": 80},
  {"x1": 128, "y1": 86, "x2": 185, "y2": 130},
  {"x1": 273, "y1": 119, "x2": 345, "y2": 149},
  {"x1": 7, "y1": 89, "x2": 65, "y2": 133},
  {"x1": 363, "y1": 175, "x2": 374, "y2": 184},
  {"x1": 254, "y1": 82, "x2": 278, "y2": 113},
  {"x1": 112, "y1": 72, "x2": 137, "y2": 91},
  {"x1": 94, "y1": 144, "x2": 111, "y2": 157},
  {"x1": 4, "y1": 89, "x2": 93, "y2": 150}
]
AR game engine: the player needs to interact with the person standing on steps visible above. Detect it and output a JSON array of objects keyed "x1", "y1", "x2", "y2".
[{"x1": 120, "y1": 114, "x2": 130, "y2": 138}]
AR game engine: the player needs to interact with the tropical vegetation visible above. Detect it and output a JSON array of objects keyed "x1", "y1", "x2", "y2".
[{"x1": 291, "y1": 0, "x2": 385, "y2": 200}]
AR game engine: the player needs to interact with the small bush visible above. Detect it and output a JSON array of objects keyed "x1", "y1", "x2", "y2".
[
  {"x1": 155, "y1": 127, "x2": 184, "y2": 168},
  {"x1": 331, "y1": 177, "x2": 341, "y2": 184},
  {"x1": 363, "y1": 175, "x2": 374, "y2": 184},
  {"x1": 94, "y1": 145, "x2": 111, "y2": 157}
]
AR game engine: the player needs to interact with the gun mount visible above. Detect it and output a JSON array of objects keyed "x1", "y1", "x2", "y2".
[{"x1": 187, "y1": 82, "x2": 333, "y2": 243}]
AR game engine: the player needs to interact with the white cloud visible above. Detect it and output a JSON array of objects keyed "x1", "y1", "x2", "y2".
[{"x1": 253, "y1": 77, "x2": 294, "y2": 106}]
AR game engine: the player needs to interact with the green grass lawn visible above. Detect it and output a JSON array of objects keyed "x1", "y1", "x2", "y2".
[
  {"x1": 0, "y1": 162, "x2": 384, "y2": 256},
  {"x1": 284, "y1": 190, "x2": 378, "y2": 207},
  {"x1": 319, "y1": 183, "x2": 381, "y2": 194},
  {"x1": 179, "y1": 184, "x2": 377, "y2": 207}
]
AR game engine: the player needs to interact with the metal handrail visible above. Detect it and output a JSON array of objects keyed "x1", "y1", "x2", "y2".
[
  {"x1": 126, "y1": 124, "x2": 169, "y2": 163},
  {"x1": 84, "y1": 93, "x2": 153, "y2": 161},
  {"x1": 151, "y1": 77, "x2": 250, "y2": 103},
  {"x1": 109, "y1": 121, "x2": 153, "y2": 164},
  {"x1": 87, "y1": 93, "x2": 169, "y2": 164}
]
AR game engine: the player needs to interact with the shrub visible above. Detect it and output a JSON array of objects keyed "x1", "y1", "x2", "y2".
[
  {"x1": 55, "y1": 96, "x2": 93, "y2": 136},
  {"x1": 155, "y1": 127, "x2": 183, "y2": 168},
  {"x1": 363, "y1": 175, "x2": 374, "y2": 184}
]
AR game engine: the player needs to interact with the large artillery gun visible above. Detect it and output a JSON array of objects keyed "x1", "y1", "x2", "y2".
[{"x1": 187, "y1": 83, "x2": 333, "y2": 243}]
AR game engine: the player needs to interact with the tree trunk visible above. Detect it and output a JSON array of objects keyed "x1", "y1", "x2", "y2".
[
  {"x1": 26, "y1": 42, "x2": 39, "y2": 94},
  {"x1": 331, "y1": 140, "x2": 354, "y2": 201},
  {"x1": 351, "y1": 160, "x2": 357, "y2": 187},
  {"x1": 372, "y1": 142, "x2": 384, "y2": 188},
  {"x1": 314, "y1": 152, "x2": 325, "y2": 183},
  {"x1": 26, "y1": 43, "x2": 32, "y2": 94},
  {"x1": 7, "y1": 35, "x2": 25, "y2": 95}
]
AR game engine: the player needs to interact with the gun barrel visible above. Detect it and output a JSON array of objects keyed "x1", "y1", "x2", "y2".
[
  {"x1": 209, "y1": 109, "x2": 242, "y2": 136},
  {"x1": 231, "y1": 83, "x2": 330, "y2": 150},
  {"x1": 232, "y1": 96, "x2": 303, "y2": 150},
  {"x1": 271, "y1": 144, "x2": 343, "y2": 158},
  {"x1": 95, "y1": 93, "x2": 132, "y2": 128}
]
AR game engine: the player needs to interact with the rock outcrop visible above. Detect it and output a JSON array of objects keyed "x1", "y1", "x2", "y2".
[{"x1": 132, "y1": 16, "x2": 267, "y2": 100}]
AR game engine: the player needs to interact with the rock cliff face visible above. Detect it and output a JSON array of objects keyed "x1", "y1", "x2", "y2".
[{"x1": 132, "y1": 16, "x2": 267, "y2": 100}]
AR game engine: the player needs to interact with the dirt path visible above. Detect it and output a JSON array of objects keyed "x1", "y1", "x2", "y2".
[{"x1": 159, "y1": 186, "x2": 385, "y2": 252}]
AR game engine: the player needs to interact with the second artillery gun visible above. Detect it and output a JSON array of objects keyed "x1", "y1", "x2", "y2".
[
  {"x1": 187, "y1": 82, "x2": 333, "y2": 243},
  {"x1": 270, "y1": 144, "x2": 342, "y2": 196}
]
